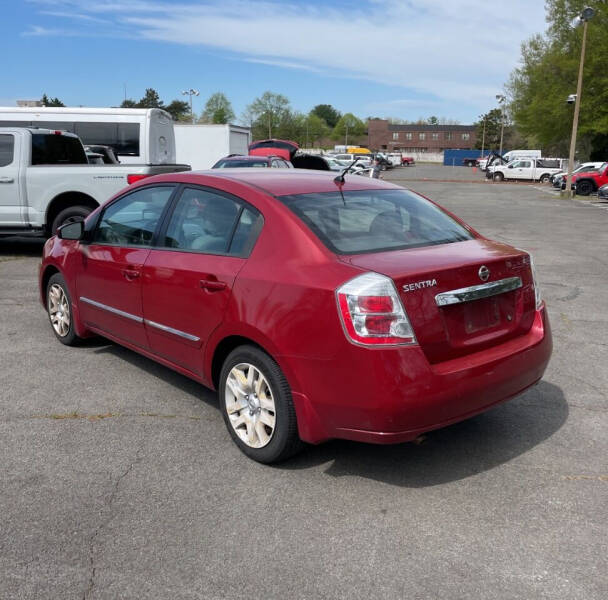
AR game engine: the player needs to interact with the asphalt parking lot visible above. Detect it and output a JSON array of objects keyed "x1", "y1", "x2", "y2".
[{"x1": 1, "y1": 166, "x2": 606, "y2": 600}]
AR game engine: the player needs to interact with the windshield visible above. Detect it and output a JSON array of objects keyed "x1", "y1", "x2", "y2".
[
  {"x1": 279, "y1": 189, "x2": 473, "y2": 255},
  {"x1": 214, "y1": 159, "x2": 269, "y2": 168}
]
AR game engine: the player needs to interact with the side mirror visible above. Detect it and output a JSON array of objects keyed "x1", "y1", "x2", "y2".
[
  {"x1": 57, "y1": 219, "x2": 85, "y2": 241},
  {"x1": 508, "y1": 165, "x2": 514, "y2": 169}
]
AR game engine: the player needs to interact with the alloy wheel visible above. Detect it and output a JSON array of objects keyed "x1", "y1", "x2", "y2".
[
  {"x1": 225, "y1": 363, "x2": 276, "y2": 448},
  {"x1": 48, "y1": 283, "x2": 71, "y2": 337}
]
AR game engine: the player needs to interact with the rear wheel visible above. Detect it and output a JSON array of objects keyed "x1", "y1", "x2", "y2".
[
  {"x1": 539, "y1": 173, "x2": 551, "y2": 183},
  {"x1": 219, "y1": 345, "x2": 302, "y2": 464},
  {"x1": 576, "y1": 180, "x2": 594, "y2": 196},
  {"x1": 50, "y1": 205, "x2": 93, "y2": 236},
  {"x1": 493, "y1": 172, "x2": 504, "y2": 182},
  {"x1": 46, "y1": 273, "x2": 80, "y2": 346}
]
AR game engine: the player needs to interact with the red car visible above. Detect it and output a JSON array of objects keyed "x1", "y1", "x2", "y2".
[{"x1": 40, "y1": 170, "x2": 552, "y2": 463}]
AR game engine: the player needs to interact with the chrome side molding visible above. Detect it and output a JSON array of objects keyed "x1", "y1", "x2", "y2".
[
  {"x1": 79, "y1": 296, "x2": 143, "y2": 323},
  {"x1": 435, "y1": 277, "x2": 522, "y2": 307},
  {"x1": 144, "y1": 319, "x2": 200, "y2": 342}
]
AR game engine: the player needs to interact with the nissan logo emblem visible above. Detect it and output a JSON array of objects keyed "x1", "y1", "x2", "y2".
[{"x1": 478, "y1": 265, "x2": 490, "y2": 282}]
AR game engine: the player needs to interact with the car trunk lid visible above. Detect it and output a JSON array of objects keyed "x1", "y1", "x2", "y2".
[{"x1": 342, "y1": 239, "x2": 536, "y2": 363}]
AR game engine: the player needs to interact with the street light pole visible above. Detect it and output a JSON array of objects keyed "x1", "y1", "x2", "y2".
[
  {"x1": 565, "y1": 9, "x2": 594, "y2": 198},
  {"x1": 481, "y1": 118, "x2": 486, "y2": 159},
  {"x1": 496, "y1": 94, "x2": 506, "y2": 156},
  {"x1": 181, "y1": 88, "x2": 200, "y2": 124}
]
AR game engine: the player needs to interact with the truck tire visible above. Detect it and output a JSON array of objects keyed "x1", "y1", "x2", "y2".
[
  {"x1": 493, "y1": 172, "x2": 504, "y2": 182},
  {"x1": 51, "y1": 205, "x2": 93, "y2": 235},
  {"x1": 539, "y1": 173, "x2": 551, "y2": 183},
  {"x1": 576, "y1": 180, "x2": 594, "y2": 196}
]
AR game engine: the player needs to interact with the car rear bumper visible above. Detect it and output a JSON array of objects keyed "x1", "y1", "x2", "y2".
[{"x1": 286, "y1": 306, "x2": 552, "y2": 445}]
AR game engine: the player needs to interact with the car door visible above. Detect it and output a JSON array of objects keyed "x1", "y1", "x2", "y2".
[
  {"x1": 515, "y1": 160, "x2": 533, "y2": 179},
  {"x1": 141, "y1": 185, "x2": 263, "y2": 376},
  {"x1": 0, "y1": 133, "x2": 24, "y2": 226},
  {"x1": 76, "y1": 184, "x2": 176, "y2": 348}
]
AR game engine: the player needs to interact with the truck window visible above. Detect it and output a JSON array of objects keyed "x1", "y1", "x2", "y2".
[
  {"x1": 31, "y1": 133, "x2": 88, "y2": 165},
  {"x1": 0, "y1": 134, "x2": 14, "y2": 166}
]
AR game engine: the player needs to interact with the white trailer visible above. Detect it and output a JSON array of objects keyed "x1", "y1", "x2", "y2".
[{"x1": 173, "y1": 124, "x2": 251, "y2": 170}]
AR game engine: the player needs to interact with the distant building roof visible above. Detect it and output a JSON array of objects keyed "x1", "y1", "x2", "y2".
[{"x1": 388, "y1": 123, "x2": 475, "y2": 132}]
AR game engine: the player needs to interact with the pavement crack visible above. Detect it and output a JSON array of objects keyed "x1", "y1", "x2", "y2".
[{"x1": 83, "y1": 448, "x2": 144, "y2": 600}]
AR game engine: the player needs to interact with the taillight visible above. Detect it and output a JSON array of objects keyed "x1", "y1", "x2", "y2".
[
  {"x1": 127, "y1": 174, "x2": 152, "y2": 185},
  {"x1": 528, "y1": 254, "x2": 543, "y2": 310},
  {"x1": 336, "y1": 272, "x2": 417, "y2": 346}
]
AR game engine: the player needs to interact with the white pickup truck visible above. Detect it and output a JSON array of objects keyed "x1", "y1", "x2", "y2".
[
  {"x1": 490, "y1": 158, "x2": 564, "y2": 183},
  {"x1": 0, "y1": 127, "x2": 190, "y2": 237}
]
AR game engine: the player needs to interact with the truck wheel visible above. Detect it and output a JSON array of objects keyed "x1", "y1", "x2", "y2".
[
  {"x1": 51, "y1": 206, "x2": 93, "y2": 235},
  {"x1": 539, "y1": 174, "x2": 551, "y2": 183},
  {"x1": 576, "y1": 180, "x2": 594, "y2": 196},
  {"x1": 493, "y1": 172, "x2": 504, "y2": 182}
]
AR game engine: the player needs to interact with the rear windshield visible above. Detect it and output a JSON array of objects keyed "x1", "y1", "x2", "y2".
[
  {"x1": 214, "y1": 159, "x2": 269, "y2": 168},
  {"x1": 279, "y1": 189, "x2": 473, "y2": 255},
  {"x1": 31, "y1": 133, "x2": 87, "y2": 165}
]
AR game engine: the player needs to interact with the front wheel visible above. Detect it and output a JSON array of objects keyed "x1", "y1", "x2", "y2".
[
  {"x1": 576, "y1": 180, "x2": 594, "y2": 196},
  {"x1": 493, "y1": 172, "x2": 504, "y2": 182},
  {"x1": 46, "y1": 273, "x2": 80, "y2": 346},
  {"x1": 219, "y1": 345, "x2": 302, "y2": 463}
]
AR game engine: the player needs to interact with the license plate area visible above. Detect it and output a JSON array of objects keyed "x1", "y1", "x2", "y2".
[{"x1": 464, "y1": 297, "x2": 500, "y2": 333}]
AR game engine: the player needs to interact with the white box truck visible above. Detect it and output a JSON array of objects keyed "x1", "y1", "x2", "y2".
[{"x1": 173, "y1": 124, "x2": 251, "y2": 170}]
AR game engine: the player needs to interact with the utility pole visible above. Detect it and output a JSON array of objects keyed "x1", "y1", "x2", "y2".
[
  {"x1": 566, "y1": 8, "x2": 595, "y2": 198},
  {"x1": 496, "y1": 94, "x2": 506, "y2": 156},
  {"x1": 481, "y1": 119, "x2": 486, "y2": 159}
]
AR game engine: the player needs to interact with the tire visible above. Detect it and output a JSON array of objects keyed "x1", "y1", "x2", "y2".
[
  {"x1": 493, "y1": 172, "x2": 504, "y2": 182},
  {"x1": 50, "y1": 205, "x2": 93, "y2": 236},
  {"x1": 219, "y1": 345, "x2": 302, "y2": 464},
  {"x1": 46, "y1": 273, "x2": 80, "y2": 346},
  {"x1": 576, "y1": 180, "x2": 594, "y2": 196},
  {"x1": 539, "y1": 174, "x2": 551, "y2": 184}
]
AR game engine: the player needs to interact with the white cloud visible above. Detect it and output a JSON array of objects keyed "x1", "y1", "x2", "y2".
[{"x1": 27, "y1": 0, "x2": 547, "y2": 111}]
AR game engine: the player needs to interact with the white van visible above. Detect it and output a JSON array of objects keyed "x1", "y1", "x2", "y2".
[
  {"x1": 0, "y1": 107, "x2": 175, "y2": 165},
  {"x1": 502, "y1": 149, "x2": 541, "y2": 162}
]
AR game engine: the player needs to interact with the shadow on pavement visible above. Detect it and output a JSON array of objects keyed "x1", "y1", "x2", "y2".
[
  {"x1": 281, "y1": 381, "x2": 567, "y2": 487},
  {"x1": 0, "y1": 237, "x2": 45, "y2": 257},
  {"x1": 90, "y1": 339, "x2": 566, "y2": 487}
]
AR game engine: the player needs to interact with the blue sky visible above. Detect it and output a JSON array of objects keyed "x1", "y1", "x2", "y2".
[{"x1": 2, "y1": 0, "x2": 547, "y2": 124}]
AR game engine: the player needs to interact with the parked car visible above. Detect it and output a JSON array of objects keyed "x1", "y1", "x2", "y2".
[
  {"x1": 598, "y1": 183, "x2": 608, "y2": 201},
  {"x1": 85, "y1": 151, "x2": 105, "y2": 165},
  {"x1": 401, "y1": 156, "x2": 415, "y2": 166},
  {"x1": 572, "y1": 162, "x2": 608, "y2": 196},
  {"x1": 40, "y1": 170, "x2": 552, "y2": 464},
  {"x1": 551, "y1": 162, "x2": 604, "y2": 188},
  {"x1": 0, "y1": 127, "x2": 190, "y2": 237},
  {"x1": 334, "y1": 153, "x2": 373, "y2": 166},
  {"x1": 212, "y1": 155, "x2": 293, "y2": 169}
]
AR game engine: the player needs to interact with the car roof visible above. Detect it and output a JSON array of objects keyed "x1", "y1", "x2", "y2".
[
  {"x1": 140, "y1": 168, "x2": 400, "y2": 196},
  {"x1": 218, "y1": 155, "x2": 275, "y2": 162}
]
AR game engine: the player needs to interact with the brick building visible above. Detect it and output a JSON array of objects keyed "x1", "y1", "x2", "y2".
[{"x1": 368, "y1": 119, "x2": 477, "y2": 153}]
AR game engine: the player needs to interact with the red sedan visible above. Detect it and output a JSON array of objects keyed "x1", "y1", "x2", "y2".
[{"x1": 40, "y1": 170, "x2": 552, "y2": 463}]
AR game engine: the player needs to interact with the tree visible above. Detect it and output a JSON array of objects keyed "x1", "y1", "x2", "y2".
[
  {"x1": 199, "y1": 92, "x2": 235, "y2": 124},
  {"x1": 165, "y1": 99, "x2": 191, "y2": 122},
  {"x1": 41, "y1": 94, "x2": 64, "y2": 107},
  {"x1": 507, "y1": 0, "x2": 608, "y2": 159},
  {"x1": 427, "y1": 115, "x2": 439, "y2": 125},
  {"x1": 331, "y1": 113, "x2": 366, "y2": 142},
  {"x1": 137, "y1": 88, "x2": 164, "y2": 109},
  {"x1": 310, "y1": 104, "x2": 341, "y2": 129},
  {"x1": 474, "y1": 108, "x2": 504, "y2": 150},
  {"x1": 120, "y1": 99, "x2": 137, "y2": 108},
  {"x1": 246, "y1": 91, "x2": 291, "y2": 139}
]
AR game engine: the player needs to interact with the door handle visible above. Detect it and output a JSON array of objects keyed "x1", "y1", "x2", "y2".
[
  {"x1": 200, "y1": 279, "x2": 226, "y2": 292},
  {"x1": 121, "y1": 268, "x2": 140, "y2": 280},
  {"x1": 0, "y1": 177, "x2": 14, "y2": 183}
]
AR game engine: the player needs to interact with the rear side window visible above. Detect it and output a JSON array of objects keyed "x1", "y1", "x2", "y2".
[
  {"x1": 31, "y1": 134, "x2": 87, "y2": 165},
  {"x1": 279, "y1": 189, "x2": 473, "y2": 255},
  {"x1": 214, "y1": 159, "x2": 269, "y2": 168},
  {"x1": 0, "y1": 135, "x2": 14, "y2": 167},
  {"x1": 162, "y1": 187, "x2": 262, "y2": 256}
]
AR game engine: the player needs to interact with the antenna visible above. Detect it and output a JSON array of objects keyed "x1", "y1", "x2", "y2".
[{"x1": 334, "y1": 156, "x2": 361, "y2": 184}]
